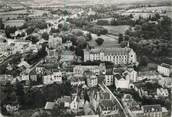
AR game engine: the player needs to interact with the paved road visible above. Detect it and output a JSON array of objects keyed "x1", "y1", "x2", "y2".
[{"x1": 99, "y1": 83, "x2": 132, "y2": 117}]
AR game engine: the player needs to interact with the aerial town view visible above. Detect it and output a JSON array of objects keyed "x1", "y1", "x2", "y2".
[{"x1": 0, "y1": 0, "x2": 171, "y2": 117}]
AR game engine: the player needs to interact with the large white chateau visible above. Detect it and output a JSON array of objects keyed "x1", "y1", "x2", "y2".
[{"x1": 84, "y1": 47, "x2": 137, "y2": 65}]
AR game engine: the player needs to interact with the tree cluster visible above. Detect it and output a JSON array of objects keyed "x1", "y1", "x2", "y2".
[
  {"x1": 5, "y1": 26, "x2": 17, "y2": 38},
  {"x1": 24, "y1": 47, "x2": 47, "y2": 65},
  {"x1": 86, "y1": 26, "x2": 108, "y2": 35},
  {"x1": 124, "y1": 15, "x2": 172, "y2": 64},
  {"x1": 0, "y1": 81, "x2": 73, "y2": 115}
]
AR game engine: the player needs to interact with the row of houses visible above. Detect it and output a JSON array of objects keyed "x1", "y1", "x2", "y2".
[{"x1": 122, "y1": 94, "x2": 168, "y2": 117}]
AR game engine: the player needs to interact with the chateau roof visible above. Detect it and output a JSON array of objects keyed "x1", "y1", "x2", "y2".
[
  {"x1": 88, "y1": 47, "x2": 132, "y2": 55},
  {"x1": 103, "y1": 48, "x2": 131, "y2": 55}
]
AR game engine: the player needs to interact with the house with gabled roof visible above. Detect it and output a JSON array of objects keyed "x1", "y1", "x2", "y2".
[
  {"x1": 98, "y1": 99, "x2": 118, "y2": 117},
  {"x1": 114, "y1": 74, "x2": 130, "y2": 89},
  {"x1": 158, "y1": 63, "x2": 172, "y2": 77}
]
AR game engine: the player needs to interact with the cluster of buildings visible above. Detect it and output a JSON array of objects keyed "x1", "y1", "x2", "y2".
[
  {"x1": 122, "y1": 94, "x2": 168, "y2": 117},
  {"x1": 0, "y1": 4, "x2": 171, "y2": 117}
]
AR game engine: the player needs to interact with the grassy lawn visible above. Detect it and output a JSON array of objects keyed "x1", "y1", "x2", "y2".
[
  {"x1": 88, "y1": 25, "x2": 130, "y2": 48},
  {"x1": 88, "y1": 33, "x2": 119, "y2": 48},
  {"x1": 102, "y1": 25, "x2": 130, "y2": 35},
  {"x1": 122, "y1": 6, "x2": 172, "y2": 19},
  {"x1": 13, "y1": 108, "x2": 41, "y2": 117}
]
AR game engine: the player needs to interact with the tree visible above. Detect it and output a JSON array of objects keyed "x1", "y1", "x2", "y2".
[
  {"x1": 124, "y1": 35, "x2": 129, "y2": 41},
  {"x1": 139, "y1": 56, "x2": 149, "y2": 66},
  {"x1": 86, "y1": 26, "x2": 108, "y2": 35},
  {"x1": 15, "y1": 81, "x2": 25, "y2": 105},
  {"x1": 95, "y1": 38, "x2": 104, "y2": 46},
  {"x1": 50, "y1": 28, "x2": 60, "y2": 34},
  {"x1": 77, "y1": 36, "x2": 87, "y2": 49},
  {"x1": 129, "y1": 14, "x2": 133, "y2": 18},
  {"x1": 5, "y1": 26, "x2": 17, "y2": 38},
  {"x1": 0, "y1": 83, "x2": 17, "y2": 106},
  {"x1": 120, "y1": 41, "x2": 128, "y2": 48},
  {"x1": 118, "y1": 33, "x2": 124, "y2": 43},
  {"x1": 86, "y1": 33, "x2": 92, "y2": 41},
  {"x1": 69, "y1": 46, "x2": 75, "y2": 51},
  {"x1": 21, "y1": 32, "x2": 26, "y2": 37},
  {"x1": 42, "y1": 32, "x2": 49, "y2": 40},
  {"x1": 58, "y1": 23, "x2": 63, "y2": 29},
  {"x1": 75, "y1": 47, "x2": 84, "y2": 58},
  {"x1": 0, "y1": 18, "x2": 4, "y2": 29},
  {"x1": 26, "y1": 35, "x2": 39, "y2": 44},
  {"x1": 72, "y1": 29, "x2": 83, "y2": 36},
  {"x1": 42, "y1": 13, "x2": 48, "y2": 17},
  {"x1": 26, "y1": 27, "x2": 35, "y2": 35},
  {"x1": 97, "y1": 20, "x2": 109, "y2": 25}
]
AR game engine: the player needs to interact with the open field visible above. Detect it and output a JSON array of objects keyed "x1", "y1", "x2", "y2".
[
  {"x1": 121, "y1": 6, "x2": 172, "y2": 19},
  {"x1": 88, "y1": 25, "x2": 130, "y2": 48},
  {"x1": 102, "y1": 25, "x2": 130, "y2": 35},
  {"x1": 88, "y1": 33, "x2": 119, "y2": 48},
  {"x1": 126, "y1": 6, "x2": 172, "y2": 13}
]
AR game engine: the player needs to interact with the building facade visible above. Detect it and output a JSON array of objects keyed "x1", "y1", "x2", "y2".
[
  {"x1": 73, "y1": 65, "x2": 100, "y2": 76},
  {"x1": 157, "y1": 63, "x2": 172, "y2": 77},
  {"x1": 84, "y1": 47, "x2": 136, "y2": 65},
  {"x1": 142, "y1": 105, "x2": 162, "y2": 117},
  {"x1": 43, "y1": 71, "x2": 62, "y2": 84},
  {"x1": 114, "y1": 74, "x2": 130, "y2": 89}
]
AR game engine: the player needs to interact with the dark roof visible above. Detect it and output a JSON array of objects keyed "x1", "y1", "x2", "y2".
[
  {"x1": 30, "y1": 69, "x2": 37, "y2": 75},
  {"x1": 88, "y1": 48, "x2": 131, "y2": 56},
  {"x1": 100, "y1": 100, "x2": 116, "y2": 110},
  {"x1": 100, "y1": 92, "x2": 110, "y2": 100},
  {"x1": 70, "y1": 76, "x2": 85, "y2": 82},
  {"x1": 114, "y1": 74, "x2": 124, "y2": 80},
  {"x1": 106, "y1": 68, "x2": 113, "y2": 75},
  {"x1": 38, "y1": 63, "x2": 59, "y2": 69},
  {"x1": 113, "y1": 68, "x2": 125, "y2": 74},
  {"x1": 97, "y1": 75, "x2": 105, "y2": 83},
  {"x1": 134, "y1": 82, "x2": 162, "y2": 92},
  {"x1": 161, "y1": 63, "x2": 172, "y2": 69},
  {"x1": 143, "y1": 105, "x2": 162, "y2": 113}
]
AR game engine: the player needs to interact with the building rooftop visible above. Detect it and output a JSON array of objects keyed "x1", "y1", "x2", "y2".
[
  {"x1": 106, "y1": 68, "x2": 113, "y2": 75},
  {"x1": 100, "y1": 92, "x2": 111, "y2": 100},
  {"x1": 88, "y1": 47, "x2": 132, "y2": 55},
  {"x1": 70, "y1": 76, "x2": 85, "y2": 82},
  {"x1": 99, "y1": 100, "x2": 116, "y2": 110},
  {"x1": 44, "y1": 102, "x2": 56, "y2": 110},
  {"x1": 60, "y1": 96, "x2": 72, "y2": 103},
  {"x1": 138, "y1": 71, "x2": 159, "y2": 76},
  {"x1": 160, "y1": 63, "x2": 172, "y2": 69},
  {"x1": 114, "y1": 74, "x2": 125, "y2": 80},
  {"x1": 142, "y1": 105, "x2": 162, "y2": 113},
  {"x1": 0, "y1": 75, "x2": 13, "y2": 82},
  {"x1": 134, "y1": 82, "x2": 162, "y2": 91},
  {"x1": 113, "y1": 68, "x2": 125, "y2": 74}
]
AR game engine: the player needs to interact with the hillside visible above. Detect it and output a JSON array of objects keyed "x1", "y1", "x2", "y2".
[{"x1": 0, "y1": 0, "x2": 171, "y2": 6}]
